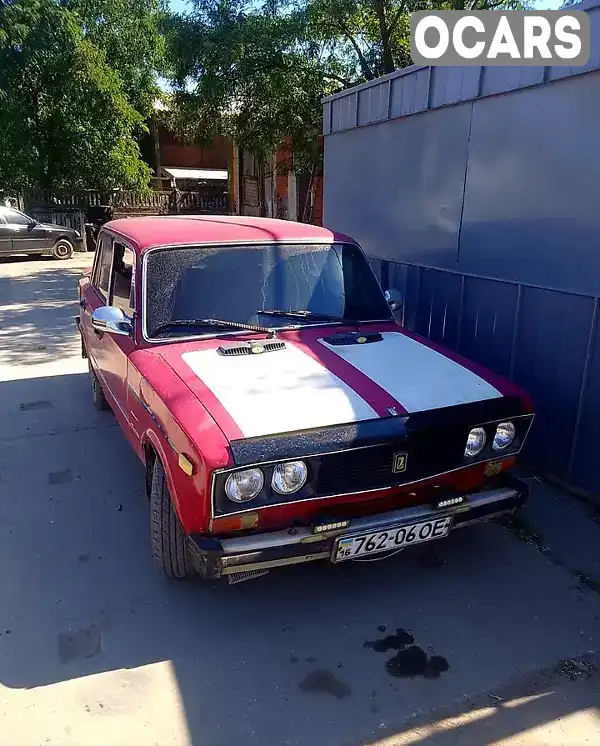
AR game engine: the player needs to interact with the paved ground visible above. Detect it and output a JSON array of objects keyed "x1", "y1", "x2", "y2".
[{"x1": 0, "y1": 253, "x2": 599, "y2": 746}]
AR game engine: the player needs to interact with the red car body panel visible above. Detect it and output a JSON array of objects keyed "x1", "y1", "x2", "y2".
[{"x1": 79, "y1": 216, "x2": 533, "y2": 545}]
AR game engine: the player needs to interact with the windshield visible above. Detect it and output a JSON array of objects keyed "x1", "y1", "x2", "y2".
[{"x1": 144, "y1": 242, "x2": 392, "y2": 339}]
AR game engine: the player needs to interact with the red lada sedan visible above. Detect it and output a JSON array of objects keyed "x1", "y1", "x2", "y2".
[{"x1": 77, "y1": 216, "x2": 534, "y2": 582}]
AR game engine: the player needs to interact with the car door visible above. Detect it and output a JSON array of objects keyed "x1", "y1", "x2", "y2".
[
  {"x1": 4, "y1": 208, "x2": 47, "y2": 252},
  {"x1": 80, "y1": 232, "x2": 113, "y2": 384},
  {"x1": 101, "y1": 240, "x2": 136, "y2": 416},
  {"x1": 0, "y1": 210, "x2": 11, "y2": 254}
]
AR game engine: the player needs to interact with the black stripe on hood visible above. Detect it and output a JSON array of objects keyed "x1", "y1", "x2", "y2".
[{"x1": 228, "y1": 395, "x2": 527, "y2": 466}]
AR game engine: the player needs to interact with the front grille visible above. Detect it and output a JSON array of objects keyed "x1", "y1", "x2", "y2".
[
  {"x1": 218, "y1": 341, "x2": 286, "y2": 356},
  {"x1": 315, "y1": 426, "x2": 469, "y2": 496}
]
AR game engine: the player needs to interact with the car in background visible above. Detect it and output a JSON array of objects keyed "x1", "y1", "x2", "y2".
[
  {"x1": 77, "y1": 216, "x2": 534, "y2": 584},
  {"x1": 0, "y1": 207, "x2": 82, "y2": 259}
]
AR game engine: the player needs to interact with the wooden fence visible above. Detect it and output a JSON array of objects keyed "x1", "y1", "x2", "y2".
[{"x1": 22, "y1": 188, "x2": 228, "y2": 216}]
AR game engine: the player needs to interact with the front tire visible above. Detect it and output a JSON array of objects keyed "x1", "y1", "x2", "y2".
[
  {"x1": 89, "y1": 362, "x2": 110, "y2": 411},
  {"x1": 52, "y1": 238, "x2": 74, "y2": 260},
  {"x1": 150, "y1": 460, "x2": 195, "y2": 579}
]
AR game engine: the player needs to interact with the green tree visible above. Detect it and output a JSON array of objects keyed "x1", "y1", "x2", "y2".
[
  {"x1": 0, "y1": 0, "x2": 159, "y2": 193},
  {"x1": 164, "y1": 0, "x2": 527, "y2": 173},
  {"x1": 306, "y1": 0, "x2": 529, "y2": 81},
  {"x1": 67, "y1": 0, "x2": 167, "y2": 117},
  {"x1": 163, "y1": 0, "x2": 330, "y2": 168}
]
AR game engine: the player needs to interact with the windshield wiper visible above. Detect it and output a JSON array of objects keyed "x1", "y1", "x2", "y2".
[
  {"x1": 258, "y1": 309, "x2": 358, "y2": 326},
  {"x1": 153, "y1": 318, "x2": 276, "y2": 338}
]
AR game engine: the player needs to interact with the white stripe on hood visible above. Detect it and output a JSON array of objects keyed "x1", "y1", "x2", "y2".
[
  {"x1": 181, "y1": 343, "x2": 377, "y2": 438},
  {"x1": 320, "y1": 331, "x2": 501, "y2": 413}
]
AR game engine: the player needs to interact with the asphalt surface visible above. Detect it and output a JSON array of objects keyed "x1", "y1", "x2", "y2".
[{"x1": 0, "y1": 253, "x2": 599, "y2": 746}]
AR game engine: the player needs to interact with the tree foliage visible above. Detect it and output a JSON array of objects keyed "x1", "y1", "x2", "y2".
[
  {"x1": 163, "y1": 0, "x2": 329, "y2": 169},
  {"x1": 0, "y1": 0, "x2": 162, "y2": 193},
  {"x1": 164, "y1": 0, "x2": 527, "y2": 171},
  {"x1": 66, "y1": 0, "x2": 167, "y2": 117},
  {"x1": 306, "y1": 0, "x2": 529, "y2": 81}
]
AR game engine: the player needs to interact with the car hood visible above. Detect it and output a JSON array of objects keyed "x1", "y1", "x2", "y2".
[
  {"x1": 40, "y1": 222, "x2": 78, "y2": 235},
  {"x1": 158, "y1": 324, "x2": 525, "y2": 443}
]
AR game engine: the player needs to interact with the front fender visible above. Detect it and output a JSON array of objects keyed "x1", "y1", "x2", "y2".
[{"x1": 142, "y1": 428, "x2": 184, "y2": 520}]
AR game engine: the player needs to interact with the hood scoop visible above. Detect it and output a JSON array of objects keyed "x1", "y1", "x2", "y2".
[
  {"x1": 323, "y1": 331, "x2": 383, "y2": 346},
  {"x1": 217, "y1": 340, "x2": 286, "y2": 356}
]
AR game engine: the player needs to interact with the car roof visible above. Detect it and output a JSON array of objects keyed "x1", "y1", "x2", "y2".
[{"x1": 101, "y1": 215, "x2": 354, "y2": 254}]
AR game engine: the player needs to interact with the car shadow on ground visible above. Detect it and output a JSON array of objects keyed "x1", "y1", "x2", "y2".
[
  {"x1": 0, "y1": 372, "x2": 599, "y2": 746},
  {"x1": 0, "y1": 258, "x2": 88, "y2": 368}
]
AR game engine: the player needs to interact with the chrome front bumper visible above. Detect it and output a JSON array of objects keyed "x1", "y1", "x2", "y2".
[{"x1": 188, "y1": 476, "x2": 527, "y2": 579}]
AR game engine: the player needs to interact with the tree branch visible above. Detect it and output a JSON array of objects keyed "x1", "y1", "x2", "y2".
[
  {"x1": 371, "y1": 0, "x2": 395, "y2": 74},
  {"x1": 387, "y1": 0, "x2": 407, "y2": 37},
  {"x1": 323, "y1": 71, "x2": 354, "y2": 86},
  {"x1": 336, "y1": 18, "x2": 375, "y2": 80}
]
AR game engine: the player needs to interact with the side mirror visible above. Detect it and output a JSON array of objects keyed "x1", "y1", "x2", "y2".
[
  {"x1": 92, "y1": 306, "x2": 132, "y2": 337},
  {"x1": 385, "y1": 288, "x2": 403, "y2": 313},
  {"x1": 27, "y1": 220, "x2": 37, "y2": 231}
]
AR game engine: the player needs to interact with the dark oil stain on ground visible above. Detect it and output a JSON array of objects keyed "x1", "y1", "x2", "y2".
[
  {"x1": 58, "y1": 624, "x2": 102, "y2": 664},
  {"x1": 364, "y1": 628, "x2": 414, "y2": 652},
  {"x1": 365, "y1": 627, "x2": 449, "y2": 680},
  {"x1": 386, "y1": 647, "x2": 449, "y2": 679},
  {"x1": 299, "y1": 668, "x2": 352, "y2": 699},
  {"x1": 20, "y1": 400, "x2": 53, "y2": 412},
  {"x1": 48, "y1": 468, "x2": 73, "y2": 485}
]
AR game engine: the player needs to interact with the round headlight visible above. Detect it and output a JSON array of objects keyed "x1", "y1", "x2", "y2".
[
  {"x1": 465, "y1": 427, "x2": 487, "y2": 457},
  {"x1": 225, "y1": 468, "x2": 264, "y2": 503},
  {"x1": 271, "y1": 461, "x2": 308, "y2": 495},
  {"x1": 493, "y1": 421, "x2": 516, "y2": 451}
]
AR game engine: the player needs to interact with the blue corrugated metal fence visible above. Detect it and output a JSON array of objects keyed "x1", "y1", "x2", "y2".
[{"x1": 369, "y1": 259, "x2": 600, "y2": 496}]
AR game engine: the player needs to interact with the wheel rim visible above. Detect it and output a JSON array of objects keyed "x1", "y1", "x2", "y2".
[{"x1": 55, "y1": 243, "x2": 70, "y2": 258}]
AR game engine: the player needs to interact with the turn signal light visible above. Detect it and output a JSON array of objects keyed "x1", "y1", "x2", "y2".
[
  {"x1": 209, "y1": 512, "x2": 259, "y2": 533},
  {"x1": 178, "y1": 453, "x2": 195, "y2": 476},
  {"x1": 312, "y1": 520, "x2": 351, "y2": 534},
  {"x1": 435, "y1": 496, "x2": 466, "y2": 509}
]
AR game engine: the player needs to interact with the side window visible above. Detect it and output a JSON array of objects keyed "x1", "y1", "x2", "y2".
[
  {"x1": 4, "y1": 209, "x2": 31, "y2": 226},
  {"x1": 110, "y1": 242, "x2": 135, "y2": 315},
  {"x1": 93, "y1": 235, "x2": 113, "y2": 301}
]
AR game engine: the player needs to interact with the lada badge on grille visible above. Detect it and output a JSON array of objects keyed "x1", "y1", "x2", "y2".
[{"x1": 392, "y1": 452, "x2": 408, "y2": 473}]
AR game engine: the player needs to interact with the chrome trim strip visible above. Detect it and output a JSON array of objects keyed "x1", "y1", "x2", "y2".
[
  {"x1": 219, "y1": 486, "x2": 519, "y2": 555},
  {"x1": 210, "y1": 413, "x2": 534, "y2": 518}
]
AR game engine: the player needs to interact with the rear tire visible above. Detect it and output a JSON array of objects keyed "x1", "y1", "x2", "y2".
[
  {"x1": 52, "y1": 239, "x2": 74, "y2": 260},
  {"x1": 150, "y1": 460, "x2": 195, "y2": 579},
  {"x1": 89, "y1": 362, "x2": 110, "y2": 411}
]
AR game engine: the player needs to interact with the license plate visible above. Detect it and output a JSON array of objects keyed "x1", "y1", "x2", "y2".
[{"x1": 332, "y1": 517, "x2": 453, "y2": 563}]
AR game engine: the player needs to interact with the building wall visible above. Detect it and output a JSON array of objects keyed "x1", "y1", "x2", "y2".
[
  {"x1": 230, "y1": 138, "x2": 324, "y2": 225},
  {"x1": 158, "y1": 130, "x2": 228, "y2": 170},
  {"x1": 322, "y1": 0, "x2": 600, "y2": 496}
]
